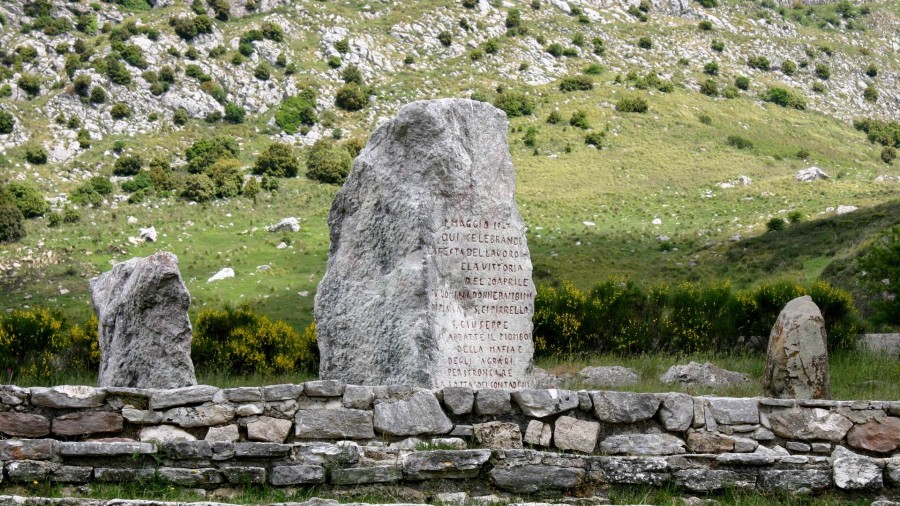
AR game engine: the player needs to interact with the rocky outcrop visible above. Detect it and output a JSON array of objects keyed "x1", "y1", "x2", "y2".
[
  {"x1": 89, "y1": 252, "x2": 196, "y2": 389},
  {"x1": 660, "y1": 362, "x2": 750, "y2": 388}
]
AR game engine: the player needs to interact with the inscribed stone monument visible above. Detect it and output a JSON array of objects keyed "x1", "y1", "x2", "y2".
[
  {"x1": 90, "y1": 251, "x2": 197, "y2": 388},
  {"x1": 315, "y1": 98, "x2": 535, "y2": 388}
]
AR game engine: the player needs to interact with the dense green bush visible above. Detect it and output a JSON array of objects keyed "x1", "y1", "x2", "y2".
[
  {"x1": 7, "y1": 182, "x2": 48, "y2": 218},
  {"x1": 193, "y1": 304, "x2": 318, "y2": 375},
  {"x1": 781, "y1": 59, "x2": 797, "y2": 75},
  {"x1": 559, "y1": 75, "x2": 593, "y2": 92},
  {"x1": 815, "y1": 63, "x2": 831, "y2": 80},
  {"x1": 121, "y1": 172, "x2": 152, "y2": 193},
  {"x1": 859, "y1": 226, "x2": 900, "y2": 325},
  {"x1": 208, "y1": 157, "x2": 243, "y2": 198},
  {"x1": 615, "y1": 95, "x2": 648, "y2": 113},
  {"x1": 853, "y1": 119, "x2": 900, "y2": 148},
  {"x1": 113, "y1": 155, "x2": 142, "y2": 176},
  {"x1": 105, "y1": 57, "x2": 132, "y2": 86},
  {"x1": 275, "y1": 91, "x2": 317, "y2": 134},
  {"x1": 438, "y1": 31, "x2": 452, "y2": 47},
  {"x1": 170, "y1": 14, "x2": 213, "y2": 40},
  {"x1": 254, "y1": 61, "x2": 272, "y2": 80},
  {"x1": 89, "y1": 86, "x2": 107, "y2": 104},
  {"x1": 305, "y1": 139, "x2": 351, "y2": 184},
  {"x1": 335, "y1": 83, "x2": 369, "y2": 111},
  {"x1": 766, "y1": 217, "x2": 786, "y2": 232},
  {"x1": 0, "y1": 110, "x2": 14, "y2": 134},
  {"x1": 17, "y1": 74, "x2": 42, "y2": 97},
  {"x1": 763, "y1": 86, "x2": 806, "y2": 110},
  {"x1": 493, "y1": 92, "x2": 534, "y2": 117},
  {"x1": 703, "y1": 62, "x2": 719, "y2": 75},
  {"x1": 253, "y1": 143, "x2": 300, "y2": 178},
  {"x1": 0, "y1": 186, "x2": 26, "y2": 244},
  {"x1": 186, "y1": 136, "x2": 239, "y2": 174},
  {"x1": 110, "y1": 102, "x2": 132, "y2": 119},
  {"x1": 637, "y1": 36, "x2": 652, "y2": 49},
  {"x1": 882, "y1": 146, "x2": 896, "y2": 165},
  {"x1": 24, "y1": 143, "x2": 48, "y2": 164},
  {"x1": 533, "y1": 278, "x2": 859, "y2": 356},
  {"x1": 584, "y1": 130, "x2": 604, "y2": 148},
  {"x1": 223, "y1": 102, "x2": 246, "y2": 124},
  {"x1": 734, "y1": 76, "x2": 750, "y2": 90},
  {"x1": 700, "y1": 79, "x2": 718, "y2": 96},
  {"x1": 727, "y1": 135, "x2": 753, "y2": 149},
  {"x1": 88, "y1": 176, "x2": 114, "y2": 195},
  {"x1": 569, "y1": 110, "x2": 589, "y2": 129},
  {"x1": 863, "y1": 84, "x2": 878, "y2": 104},
  {"x1": 181, "y1": 173, "x2": 216, "y2": 202}
]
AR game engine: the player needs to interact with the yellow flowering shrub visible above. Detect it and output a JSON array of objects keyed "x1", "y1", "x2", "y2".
[
  {"x1": 0, "y1": 307, "x2": 66, "y2": 380},
  {"x1": 193, "y1": 304, "x2": 318, "y2": 375}
]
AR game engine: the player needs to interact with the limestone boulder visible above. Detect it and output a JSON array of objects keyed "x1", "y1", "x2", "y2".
[
  {"x1": 90, "y1": 252, "x2": 196, "y2": 389},
  {"x1": 315, "y1": 99, "x2": 534, "y2": 388},
  {"x1": 659, "y1": 362, "x2": 749, "y2": 388},
  {"x1": 832, "y1": 446, "x2": 883, "y2": 490},
  {"x1": 591, "y1": 391, "x2": 660, "y2": 423},
  {"x1": 578, "y1": 366, "x2": 639, "y2": 387},
  {"x1": 763, "y1": 296, "x2": 830, "y2": 399},
  {"x1": 768, "y1": 408, "x2": 852, "y2": 442}
]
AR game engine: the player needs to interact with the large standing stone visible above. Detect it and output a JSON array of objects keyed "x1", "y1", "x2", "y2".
[
  {"x1": 315, "y1": 99, "x2": 535, "y2": 389},
  {"x1": 90, "y1": 251, "x2": 196, "y2": 388},
  {"x1": 763, "y1": 296, "x2": 830, "y2": 399}
]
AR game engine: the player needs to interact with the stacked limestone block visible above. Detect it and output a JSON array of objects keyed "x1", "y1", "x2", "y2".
[{"x1": 1, "y1": 382, "x2": 898, "y2": 495}]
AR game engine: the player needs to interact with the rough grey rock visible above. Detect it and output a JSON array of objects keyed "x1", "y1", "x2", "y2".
[
  {"x1": 234, "y1": 442, "x2": 291, "y2": 458},
  {"x1": 268, "y1": 217, "x2": 300, "y2": 232},
  {"x1": 524, "y1": 420, "x2": 552, "y2": 447},
  {"x1": 373, "y1": 390, "x2": 453, "y2": 436},
  {"x1": 0, "y1": 439, "x2": 56, "y2": 460},
  {"x1": 512, "y1": 389, "x2": 579, "y2": 418},
  {"x1": 687, "y1": 431, "x2": 734, "y2": 453},
  {"x1": 591, "y1": 391, "x2": 660, "y2": 423},
  {"x1": 247, "y1": 416, "x2": 293, "y2": 443},
  {"x1": 140, "y1": 425, "x2": 197, "y2": 443},
  {"x1": 343, "y1": 385, "x2": 375, "y2": 410},
  {"x1": 294, "y1": 408, "x2": 375, "y2": 439},
  {"x1": 150, "y1": 385, "x2": 219, "y2": 409},
  {"x1": 58, "y1": 442, "x2": 155, "y2": 456},
  {"x1": 490, "y1": 465, "x2": 585, "y2": 493},
  {"x1": 221, "y1": 466, "x2": 266, "y2": 484},
  {"x1": 223, "y1": 387, "x2": 263, "y2": 403},
  {"x1": 705, "y1": 397, "x2": 759, "y2": 425},
  {"x1": 674, "y1": 469, "x2": 758, "y2": 491},
  {"x1": 31, "y1": 386, "x2": 107, "y2": 408},
  {"x1": 442, "y1": 387, "x2": 474, "y2": 415},
  {"x1": 473, "y1": 421, "x2": 522, "y2": 449},
  {"x1": 659, "y1": 362, "x2": 750, "y2": 388},
  {"x1": 304, "y1": 380, "x2": 345, "y2": 397},
  {"x1": 768, "y1": 408, "x2": 853, "y2": 442},
  {"x1": 553, "y1": 416, "x2": 599, "y2": 453},
  {"x1": 591, "y1": 456, "x2": 669, "y2": 485},
  {"x1": 263, "y1": 384, "x2": 304, "y2": 401},
  {"x1": 831, "y1": 446, "x2": 883, "y2": 490},
  {"x1": 0, "y1": 412, "x2": 50, "y2": 437},
  {"x1": 846, "y1": 415, "x2": 900, "y2": 453},
  {"x1": 403, "y1": 449, "x2": 492, "y2": 480},
  {"x1": 758, "y1": 469, "x2": 831, "y2": 492},
  {"x1": 269, "y1": 465, "x2": 326, "y2": 485},
  {"x1": 475, "y1": 389, "x2": 512, "y2": 415},
  {"x1": 763, "y1": 296, "x2": 830, "y2": 399},
  {"x1": 331, "y1": 465, "x2": 403, "y2": 485},
  {"x1": 205, "y1": 424, "x2": 239, "y2": 442},
  {"x1": 658, "y1": 393, "x2": 693, "y2": 432},
  {"x1": 578, "y1": 366, "x2": 639, "y2": 387},
  {"x1": 161, "y1": 403, "x2": 235, "y2": 428},
  {"x1": 90, "y1": 252, "x2": 196, "y2": 389},
  {"x1": 122, "y1": 408, "x2": 163, "y2": 425},
  {"x1": 315, "y1": 99, "x2": 535, "y2": 388},
  {"x1": 51, "y1": 412, "x2": 123, "y2": 436},
  {"x1": 795, "y1": 166, "x2": 829, "y2": 182},
  {"x1": 158, "y1": 467, "x2": 223, "y2": 486},
  {"x1": 599, "y1": 434, "x2": 686, "y2": 455}
]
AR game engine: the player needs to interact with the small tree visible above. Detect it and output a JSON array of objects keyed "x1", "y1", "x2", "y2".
[
  {"x1": 766, "y1": 217, "x2": 786, "y2": 232},
  {"x1": 254, "y1": 143, "x2": 300, "y2": 178},
  {"x1": 860, "y1": 226, "x2": 900, "y2": 325},
  {"x1": 0, "y1": 110, "x2": 14, "y2": 134},
  {"x1": 113, "y1": 155, "x2": 143, "y2": 176},
  {"x1": 24, "y1": 143, "x2": 48, "y2": 164},
  {"x1": 335, "y1": 84, "x2": 369, "y2": 111},
  {"x1": 7, "y1": 182, "x2": 48, "y2": 218},
  {"x1": 306, "y1": 140, "x2": 351, "y2": 184},
  {"x1": 0, "y1": 186, "x2": 26, "y2": 244}
]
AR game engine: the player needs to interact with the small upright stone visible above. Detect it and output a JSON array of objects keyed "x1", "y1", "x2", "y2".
[
  {"x1": 90, "y1": 251, "x2": 196, "y2": 388},
  {"x1": 763, "y1": 296, "x2": 829, "y2": 399},
  {"x1": 315, "y1": 99, "x2": 535, "y2": 388}
]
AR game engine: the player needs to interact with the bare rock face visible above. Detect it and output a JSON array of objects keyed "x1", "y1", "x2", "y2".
[
  {"x1": 315, "y1": 99, "x2": 535, "y2": 389},
  {"x1": 763, "y1": 296, "x2": 830, "y2": 399},
  {"x1": 90, "y1": 251, "x2": 196, "y2": 389}
]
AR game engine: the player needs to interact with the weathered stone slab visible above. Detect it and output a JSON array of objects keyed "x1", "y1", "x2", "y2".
[
  {"x1": 373, "y1": 391, "x2": 452, "y2": 436},
  {"x1": 403, "y1": 449, "x2": 491, "y2": 480},
  {"x1": 832, "y1": 446, "x2": 883, "y2": 490},
  {"x1": 165, "y1": 441, "x2": 212, "y2": 459},
  {"x1": 52, "y1": 466, "x2": 94, "y2": 483},
  {"x1": 553, "y1": 416, "x2": 598, "y2": 454},
  {"x1": 31, "y1": 386, "x2": 107, "y2": 408},
  {"x1": 524, "y1": 420, "x2": 552, "y2": 447},
  {"x1": 599, "y1": 434, "x2": 686, "y2": 456},
  {"x1": 674, "y1": 469, "x2": 757, "y2": 491},
  {"x1": 758, "y1": 469, "x2": 831, "y2": 492},
  {"x1": 223, "y1": 387, "x2": 263, "y2": 403},
  {"x1": 0, "y1": 412, "x2": 50, "y2": 437},
  {"x1": 304, "y1": 380, "x2": 345, "y2": 397},
  {"x1": 0, "y1": 439, "x2": 56, "y2": 460},
  {"x1": 331, "y1": 466, "x2": 403, "y2": 485},
  {"x1": 269, "y1": 465, "x2": 326, "y2": 485},
  {"x1": 686, "y1": 431, "x2": 734, "y2": 453},
  {"x1": 122, "y1": 408, "x2": 163, "y2": 425},
  {"x1": 294, "y1": 408, "x2": 374, "y2": 439},
  {"x1": 768, "y1": 408, "x2": 853, "y2": 442},
  {"x1": 490, "y1": 465, "x2": 585, "y2": 493},
  {"x1": 704, "y1": 397, "x2": 759, "y2": 425},
  {"x1": 343, "y1": 385, "x2": 375, "y2": 410},
  {"x1": 247, "y1": 416, "x2": 293, "y2": 443},
  {"x1": 591, "y1": 391, "x2": 660, "y2": 423},
  {"x1": 6, "y1": 461, "x2": 59, "y2": 482},
  {"x1": 442, "y1": 387, "x2": 474, "y2": 415},
  {"x1": 473, "y1": 421, "x2": 522, "y2": 449},
  {"x1": 263, "y1": 384, "x2": 304, "y2": 401},
  {"x1": 658, "y1": 393, "x2": 693, "y2": 432},
  {"x1": 90, "y1": 252, "x2": 197, "y2": 388},
  {"x1": 139, "y1": 425, "x2": 196, "y2": 443},
  {"x1": 591, "y1": 456, "x2": 669, "y2": 485},
  {"x1": 512, "y1": 389, "x2": 579, "y2": 418},
  {"x1": 578, "y1": 366, "x2": 639, "y2": 388},
  {"x1": 221, "y1": 466, "x2": 266, "y2": 484},
  {"x1": 52, "y1": 412, "x2": 123, "y2": 436},
  {"x1": 161, "y1": 403, "x2": 235, "y2": 428},
  {"x1": 157, "y1": 467, "x2": 223, "y2": 486},
  {"x1": 58, "y1": 442, "x2": 155, "y2": 457},
  {"x1": 846, "y1": 416, "x2": 900, "y2": 453},
  {"x1": 150, "y1": 385, "x2": 219, "y2": 410},
  {"x1": 475, "y1": 389, "x2": 511, "y2": 415},
  {"x1": 763, "y1": 295, "x2": 830, "y2": 399},
  {"x1": 315, "y1": 99, "x2": 535, "y2": 389},
  {"x1": 660, "y1": 362, "x2": 750, "y2": 388},
  {"x1": 233, "y1": 442, "x2": 291, "y2": 458},
  {"x1": 94, "y1": 467, "x2": 156, "y2": 482}
]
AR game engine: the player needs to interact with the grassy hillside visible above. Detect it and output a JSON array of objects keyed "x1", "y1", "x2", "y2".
[{"x1": 0, "y1": 0, "x2": 898, "y2": 334}]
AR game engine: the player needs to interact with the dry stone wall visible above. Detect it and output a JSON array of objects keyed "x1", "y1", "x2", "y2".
[{"x1": 0, "y1": 383, "x2": 898, "y2": 496}]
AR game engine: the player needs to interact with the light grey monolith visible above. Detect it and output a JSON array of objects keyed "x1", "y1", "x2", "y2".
[
  {"x1": 315, "y1": 99, "x2": 535, "y2": 389},
  {"x1": 763, "y1": 295, "x2": 829, "y2": 399},
  {"x1": 90, "y1": 251, "x2": 196, "y2": 388}
]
